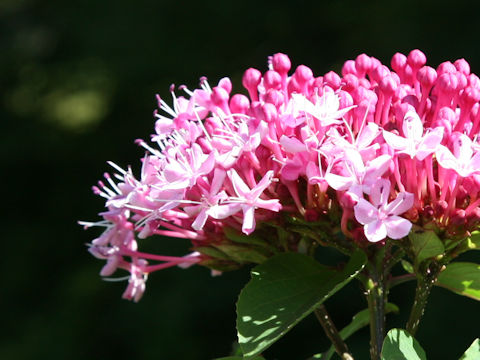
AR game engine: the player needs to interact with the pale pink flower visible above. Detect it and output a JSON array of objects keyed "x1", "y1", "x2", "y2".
[
  {"x1": 383, "y1": 110, "x2": 444, "y2": 160},
  {"x1": 354, "y1": 179, "x2": 414, "y2": 242},
  {"x1": 436, "y1": 133, "x2": 480, "y2": 177},
  {"x1": 226, "y1": 169, "x2": 282, "y2": 234}
]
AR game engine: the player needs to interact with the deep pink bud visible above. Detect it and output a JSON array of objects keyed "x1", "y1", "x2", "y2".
[
  {"x1": 437, "y1": 61, "x2": 457, "y2": 75},
  {"x1": 211, "y1": 86, "x2": 230, "y2": 113},
  {"x1": 272, "y1": 53, "x2": 291, "y2": 75},
  {"x1": 456, "y1": 72, "x2": 468, "y2": 91},
  {"x1": 264, "y1": 70, "x2": 282, "y2": 90},
  {"x1": 391, "y1": 52, "x2": 407, "y2": 74},
  {"x1": 454, "y1": 58, "x2": 471, "y2": 75},
  {"x1": 434, "y1": 200, "x2": 448, "y2": 217},
  {"x1": 264, "y1": 89, "x2": 284, "y2": 107},
  {"x1": 379, "y1": 75, "x2": 397, "y2": 96},
  {"x1": 260, "y1": 103, "x2": 278, "y2": 123},
  {"x1": 460, "y1": 87, "x2": 480, "y2": 107},
  {"x1": 451, "y1": 209, "x2": 467, "y2": 226},
  {"x1": 342, "y1": 60, "x2": 357, "y2": 76},
  {"x1": 355, "y1": 54, "x2": 372, "y2": 76},
  {"x1": 218, "y1": 77, "x2": 232, "y2": 94},
  {"x1": 437, "y1": 72, "x2": 459, "y2": 94},
  {"x1": 417, "y1": 66, "x2": 437, "y2": 89},
  {"x1": 467, "y1": 207, "x2": 480, "y2": 226},
  {"x1": 401, "y1": 94, "x2": 419, "y2": 109},
  {"x1": 338, "y1": 90, "x2": 354, "y2": 109},
  {"x1": 294, "y1": 65, "x2": 314, "y2": 87},
  {"x1": 468, "y1": 74, "x2": 480, "y2": 89},
  {"x1": 313, "y1": 76, "x2": 324, "y2": 90},
  {"x1": 342, "y1": 73, "x2": 359, "y2": 92},
  {"x1": 323, "y1": 71, "x2": 341, "y2": 90},
  {"x1": 407, "y1": 49, "x2": 427, "y2": 69},
  {"x1": 242, "y1": 68, "x2": 262, "y2": 101},
  {"x1": 370, "y1": 65, "x2": 390, "y2": 84},
  {"x1": 230, "y1": 94, "x2": 250, "y2": 114}
]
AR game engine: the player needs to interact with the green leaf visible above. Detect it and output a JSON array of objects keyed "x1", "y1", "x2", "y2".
[
  {"x1": 408, "y1": 227, "x2": 445, "y2": 265},
  {"x1": 312, "y1": 303, "x2": 399, "y2": 360},
  {"x1": 195, "y1": 246, "x2": 232, "y2": 260},
  {"x1": 213, "y1": 244, "x2": 269, "y2": 264},
  {"x1": 224, "y1": 227, "x2": 269, "y2": 248},
  {"x1": 236, "y1": 251, "x2": 366, "y2": 359},
  {"x1": 436, "y1": 262, "x2": 480, "y2": 301},
  {"x1": 381, "y1": 328, "x2": 426, "y2": 360},
  {"x1": 459, "y1": 338, "x2": 480, "y2": 360}
]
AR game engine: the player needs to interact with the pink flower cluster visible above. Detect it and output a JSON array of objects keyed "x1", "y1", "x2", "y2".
[{"x1": 81, "y1": 50, "x2": 480, "y2": 301}]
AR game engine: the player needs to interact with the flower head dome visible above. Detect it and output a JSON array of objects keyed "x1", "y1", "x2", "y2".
[{"x1": 81, "y1": 50, "x2": 480, "y2": 300}]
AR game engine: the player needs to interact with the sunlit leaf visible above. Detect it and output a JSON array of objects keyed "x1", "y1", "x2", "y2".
[
  {"x1": 381, "y1": 328, "x2": 426, "y2": 360},
  {"x1": 459, "y1": 338, "x2": 480, "y2": 360},
  {"x1": 436, "y1": 262, "x2": 480, "y2": 301},
  {"x1": 236, "y1": 251, "x2": 366, "y2": 358},
  {"x1": 408, "y1": 227, "x2": 444, "y2": 265}
]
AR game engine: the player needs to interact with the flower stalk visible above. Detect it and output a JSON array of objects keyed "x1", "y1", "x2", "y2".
[
  {"x1": 406, "y1": 262, "x2": 442, "y2": 335},
  {"x1": 365, "y1": 262, "x2": 386, "y2": 360},
  {"x1": 314, "y1": 304, "x2": 354, "y2": 360}
]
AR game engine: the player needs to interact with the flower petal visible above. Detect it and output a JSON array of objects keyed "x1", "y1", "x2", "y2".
[
  {"x1": 354, "y1": 198, "x2": 379, "y2": 224},
  {"x1": 384, "y1": 215, "x2": 412, "y2": 239},
  {"x1": 369, "y1": 179, "x2": 391, "y2": 207},
  {"x1": 364, "y1": 220, "x2": 387, "y2": 242},
  {"x1": 384, "y1": 191, "x2": 414, "y2": 216}
]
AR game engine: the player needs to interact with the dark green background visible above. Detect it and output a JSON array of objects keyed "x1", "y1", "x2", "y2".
[{"x1": 1, "y1": 0, "x2": 479, "y2": 359}]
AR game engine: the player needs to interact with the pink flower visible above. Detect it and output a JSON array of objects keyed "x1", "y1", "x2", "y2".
[
  {"x1": 82, "y1": 49, "x2": 480, "y2": 300},
  {"x1": 436, "y1": 133, "x2": 480, "y2": 177},
  {"x1": 226, "y1": 169, "x2": 282, "y2": 235},
  {"x1": 354, "y1": 179, "x2": 414, "y2": 242},
  {"x1": 383, "y1": 110, "x2": 444, "y2": 160}
]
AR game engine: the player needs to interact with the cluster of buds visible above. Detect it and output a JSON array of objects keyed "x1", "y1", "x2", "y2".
[{"x1": 81, "y1": 50, "x2": 480, "y2": 301}]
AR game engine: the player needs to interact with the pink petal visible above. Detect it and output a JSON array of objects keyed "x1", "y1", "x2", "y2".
[
  {"x1": 325, "y1": 172, "x2": 354, "y2": 191},
  {"x1": 356, "y1": 122, "x2": 379, "y2": 149},
  {"x1": 250, "y1": 170, "x2": 275, "y2": 199},
  {"x1": 354, "y1": 198, "x2": 378, "y2": 224},
  {"x1": 453, "y1": 134, "x2": 473, "y2": 162},
  {"x1": 210, "y1": 168, "x2": 227, "y2": 195},
  {"x1": 208, "y1": 204, "x2": 241, "y2": 219},
  {"x1": 364, "y1": 155, "x2": 392, "y2": 183},
  {"x1": 281, "y1": 159, "x2": 303, "y2": 181},
  {"x1": 384, "y1": 191, "x2": 414, "y2": 216},
  {"x1": 416, "y1": 128, "x2": 444, "y2": 160},
  {"x1": 256, "y1": 198, "x2": 282, "y2": 212},
  {"x1": 384, "y1": 215, "x2": 412, "y2": 239},
  {"x1": 436, "y1": 145, "x2": 458, "y2": 171},
  {"x1": 402, "y1": 110, "x2": 424, "y2": 141},
  {"x1": 467, "y1": 151, "x2": 480, "y2": 176},
  {"x1": 364, "y1": 220, "x2": 387, "y2": 242},
  {"x1": 241, "y1": 205, "x2": 256, "y2": 235},
  {"x1": 383, "y1": 130, "x2": 409, "y2": 151},
  {"x1": 370, "y1": 179, "x2": 391, "y2": 207},
  {"x1": 191, "y1": 209, "x2": 208, "y2": 230},
  {"x1": 280, "y1": 135, "x2": 307, "y2": 153},
  {"x1": 227, "y1": 169, "x2": 250, "y2": 197}
]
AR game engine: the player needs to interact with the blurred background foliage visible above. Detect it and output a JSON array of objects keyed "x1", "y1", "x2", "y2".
[{"x1": 1, "y1": 0, "x2": 479, "y2": 359}]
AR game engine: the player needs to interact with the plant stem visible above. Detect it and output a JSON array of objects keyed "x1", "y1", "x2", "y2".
[
  {"x1": 366, "y1": 266, "x2": 385, "y2": 360},
  {"x1": 314, "y1": 304, "x2": 354, "y2": 360},
  {"x1": 406, "y1": 262, "x2": 441, "y2": 335}
]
